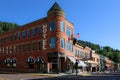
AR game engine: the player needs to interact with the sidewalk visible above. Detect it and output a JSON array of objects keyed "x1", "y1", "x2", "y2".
[{"x1": 30, "y1": 72, "x2": 91, "y2": 78}]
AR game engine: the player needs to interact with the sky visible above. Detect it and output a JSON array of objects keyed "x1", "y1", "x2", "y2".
[{"x1": 0, "y1": 0, "x2": 120, "y2": 50}]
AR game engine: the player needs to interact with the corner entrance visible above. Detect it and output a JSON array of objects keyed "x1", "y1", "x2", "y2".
[{"x1": 47, "y1": 52, "x2": 65, "y2": 73}]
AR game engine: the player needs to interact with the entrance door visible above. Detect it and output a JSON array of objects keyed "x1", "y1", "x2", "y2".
[
  {"x1": 37, "y1": 63, "x2": 43, "y2": 73},
  {"x1": 52, "y1": 63, "x2": 58, "y2": 72}
]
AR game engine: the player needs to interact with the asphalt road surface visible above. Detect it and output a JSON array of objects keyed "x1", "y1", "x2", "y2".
[
  {"x1": 0, "y1": 72, "x2": 120, "y2": 80},
  {"x1": 29, "y1": 72, "x2": 120, "y2": 80}
]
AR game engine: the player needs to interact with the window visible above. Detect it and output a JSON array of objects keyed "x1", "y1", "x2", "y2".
[
  {"x1": 17, "y1": 45, "x2": 20, "y2": 54},
  {"x1": 92, "y1": 57, "x2": 95, "y2": 61},
  {"x1": 0, "y1": 47, "x2": 3, "y2": 54},
  {"x1": 14, "y1": 33, "x2": 17, "y2": 41},
  {"x1": 9, "y1": 46, "x2": 12, "y2": 54},
  {"x1": 80, "y1": 51, "x2": 84, "y2": 57},
  {"x1": 66, "y1": 42, "x2": 71, "y2": 51},
  {"x1": 6, "y1": 36, "x2": 9, "y2": 43},
  {"x1": 32, "y1": 28, "x2": 35, "y2": 36},
  {"x1": 13, "y1": 46, "x2": 16, "y2": 54},
  {"x1": 50, "y1": 21, "x2": 55, "y2": 31},
  {"x1": 0, "y1": 38, "x2": 2, "y2": 44},
  {"x1": 22, "y1": 44, "x2": 25, "y2": 53},
  {"x1": 38, "y1": 40, "x2": 42, "y2": 50},
  {"x1": 32, "y1": 42, "x2": 35, "y2": 51},
  {"x1": 50, "y1": 37, "x2": 56, "y2": 48},
  {"x1": 27, "y1": 29, "x2": 30, "y2": 38},
  {"x1": 7, "y1": 63, "x2": 10, "y2": 68},
  {"x1": 38, "y1": 26, "x2": 42, "y2": 35},
  {"x1": 6, "y1": 47, "x2": 8, "y2": 54},
  {"x1": 22, "y1": 31, "x2": 25, "y2": 38},
  {"x1": 60, "y1": 21, "x2": 64, "y2": 31},
  {"x1": 18, "y1": 32, "x2": 20, "y2": 40},
  {"x1": 97, "y1": 59, "x2": 99, "y2": 62},
  {"x1": 26, "y1": 43, "x2": 30, "y2": 52},
  {"x1": 60, "y1": 38, "x2": 64, "y2": 48},
  {"x1": 10, "y1": 35, "x2": 13, "y2": 42},
  {"x1": 66, "y1": 27, "x2": 71, "y2": 37}
]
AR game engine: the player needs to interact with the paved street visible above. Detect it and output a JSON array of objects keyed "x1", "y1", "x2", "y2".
[{"x1": 0, "y1": 72, "x2": 120, "y2": 80}]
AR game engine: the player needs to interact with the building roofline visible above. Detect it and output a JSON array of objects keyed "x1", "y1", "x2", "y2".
[{"x1": 0, "y1": 17, "x2": 47, "y2": 36}]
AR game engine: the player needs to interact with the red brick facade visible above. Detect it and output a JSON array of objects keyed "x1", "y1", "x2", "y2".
[
  {"x1": 0, "y1": 3, "x2": 77, "y2": 73},
  {"x1": 1, "y1": 2, "x2": 109, "y2": 73}
]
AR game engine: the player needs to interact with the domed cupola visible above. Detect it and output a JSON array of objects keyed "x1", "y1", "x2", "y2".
[{"x1": 47, "y1": 2, "x2": 65, "y2": 17}]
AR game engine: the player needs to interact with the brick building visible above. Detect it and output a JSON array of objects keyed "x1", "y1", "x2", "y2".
[{"x1": 0, "y1": 2, "x2": 93, "y2": 73}]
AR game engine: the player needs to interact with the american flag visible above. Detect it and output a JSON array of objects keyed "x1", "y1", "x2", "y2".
[{"x1": 75, "y1": 33, "x2": 80, "y2": 38}]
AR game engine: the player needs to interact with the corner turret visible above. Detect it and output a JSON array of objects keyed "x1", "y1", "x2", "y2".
[{"x1": 47, "y1": 2, "x2": 65, "y2": 17}]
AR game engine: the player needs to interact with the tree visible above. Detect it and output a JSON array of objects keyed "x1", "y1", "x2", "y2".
[
  {"x1": 0, "y1": 21, "x2": 19, "y2": 34},
  {"x1": 77, "y1": 40, "x2": 120, "y2": 63}
]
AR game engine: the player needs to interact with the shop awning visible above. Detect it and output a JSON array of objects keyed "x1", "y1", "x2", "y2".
[
  {"x1": 78, "y1": 60, "x2": 87, "y2": 67},
  {"x1": 67, "y1": 56, "x2": 76, "y2": 63}
]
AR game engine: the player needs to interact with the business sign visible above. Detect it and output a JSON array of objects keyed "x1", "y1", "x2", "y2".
[{"x1": 42, "y1": 24, "x2": 47, "y2": 50}]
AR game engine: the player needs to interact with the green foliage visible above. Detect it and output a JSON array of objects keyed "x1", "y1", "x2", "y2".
[
  {"x1": 78, "y1": 40, "x2": 120, "y2": 63},
  {"x1": 0, "y1": 21, "x2": 19, "y2": 34}
]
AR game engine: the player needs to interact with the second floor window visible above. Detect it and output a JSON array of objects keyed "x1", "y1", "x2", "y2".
[
  {"x1": 22, "y1": 44, "x2": 25, "y2": 53},
  {"x1": 26, "y1": 43, "x2": 30, "y2": 52},
  {"x1": 32, "y1": 42, "x2": 35, "y2": 51},
  {"x1": 50, "y1": 21, "x2": 55, "y2": 31},
  {"x1": 13, "y1": 46, "x2": 16, "y2": 54},
  {"x1": 6, "y1": 47, "x2": 8, "y2": 54},
  {"x1": 50, "y1": 37, "x2": 56, "y2": 48},
  {"x1": 17, "y1": 45, "x2": 20, "y2": 54},
  {"x1": 9, "y1": 46, "x2": 12, "y2": 54}
]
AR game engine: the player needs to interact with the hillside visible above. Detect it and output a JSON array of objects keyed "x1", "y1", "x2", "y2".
[
  {"x1": 78, "y1": 40, "x2": 120, "y2": 63},
  {"x1": 0, "y1": 21, "x2": 19, "y2": 34}
]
